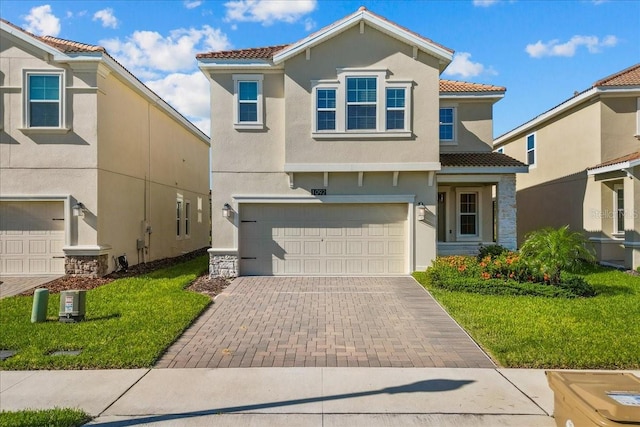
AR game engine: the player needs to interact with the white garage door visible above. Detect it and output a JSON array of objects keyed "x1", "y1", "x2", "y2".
[
  {"x1": 0, "y1": 201, "x2": 65, "y2": 274},
  {"x1": 239, "y1": 203, "x2": 407, "y2": 275}
]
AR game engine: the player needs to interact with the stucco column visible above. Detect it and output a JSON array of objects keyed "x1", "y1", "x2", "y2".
[
  {"x1": 625, "y1": 167, "x2": 640, "y2": 270},
  {"x1": 496, "y1": 174, "x2": 517, "y2": 250}
]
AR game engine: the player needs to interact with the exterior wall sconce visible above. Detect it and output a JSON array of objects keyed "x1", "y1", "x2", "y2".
[
  {"x1": 72, "y1": 202, "x2": 86, "y2": 217},
  {"x1": 416, "y1": 202, "x2": 426, "y2": 221},
  {"x1": 222, "y1": 203, "x2": 232, "y2": 218}
]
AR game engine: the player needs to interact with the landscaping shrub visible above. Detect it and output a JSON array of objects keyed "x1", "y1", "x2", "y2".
[
  {"x1": 477, "y1": 244, "x2": 509, "y2": 261},
  {"x1": 425, "y1": 254, "x2": 595, "y2": 298}
]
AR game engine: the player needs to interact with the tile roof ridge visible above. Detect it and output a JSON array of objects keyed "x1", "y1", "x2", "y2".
[{"x1": 593, "y1": 63, "x2": 640, "y2": 87}]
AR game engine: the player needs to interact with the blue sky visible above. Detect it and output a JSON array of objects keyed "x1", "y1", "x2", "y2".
[{"x1": 3, "y1": 0, "x2": 639, "y2": 137}]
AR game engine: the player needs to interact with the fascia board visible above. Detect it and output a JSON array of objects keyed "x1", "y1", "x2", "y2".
[
  {"x1": 197, "y1": 59, "x2": 279, "y2": 70},
  {"x1": 440, "y1": 93, "x2": 505, "y2": 102},
  {"x1": 284, "y1": 162, "x2": 441, "y2": 172},
  {"x1": 587, "y1": 158, "x2": 640, "y2": 176},
  {"x1": 440, "y1": 166, "x2": 529, "y2": 174}
]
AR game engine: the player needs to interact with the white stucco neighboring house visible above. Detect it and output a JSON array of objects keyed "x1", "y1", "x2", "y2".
[
  {"x1": 0, "y1": 19, "x2": 211, "y2": 277},
  {"x1": 198, "y1": 7, "x2": 527, "y2": 277}
]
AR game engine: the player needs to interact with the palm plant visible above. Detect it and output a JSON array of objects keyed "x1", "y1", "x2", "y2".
[{"x1": 520, "y1": 225, "x2": 595, "y2": 285}]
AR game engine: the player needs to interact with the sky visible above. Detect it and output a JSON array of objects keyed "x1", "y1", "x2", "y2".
[{"x1": 2, "y1": 0, "x2": 639, "y2": 138}]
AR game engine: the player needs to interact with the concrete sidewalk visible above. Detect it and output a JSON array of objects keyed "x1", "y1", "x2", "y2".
[{"x1": 1, "y1": 367, "x2": 561, "y2": 426}]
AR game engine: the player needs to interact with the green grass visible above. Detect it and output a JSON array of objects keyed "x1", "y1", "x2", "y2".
[
  {"x1": 0, "y1": 408, "x2": 91, "y2": 427},
  {"x1": 413, "y1": 266, "x2": 640, "y2": 369},
  {"x1": 0, "y1": 256, "x2": 211, "y2": 370}
]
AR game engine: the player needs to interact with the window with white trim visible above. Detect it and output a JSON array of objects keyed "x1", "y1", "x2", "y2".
[
  {"x1": 25, "y1": 71, "x2": 64, "y2": 128},
  {"x1": 184, "y1": 200, "x2": 191, "y2": 237},
  {"x1": 439, "y1": 107, "x2": 455, "y2": 141},
  {"x1": 614, "y1": 184, "x2": 624, "y2": 235},
  {"x1": 311, "y1": 69, "x2": 412, "y2": 136},
  {"x1": 526, "y1": 133, "x2": 536, "y2": 166},
  {"x1": 176, "y1": 200, "x2": 182, "y2": 237},
  {"x1": 232, "y1": 74, "x2": 263, "y2": 129},
  {"x1": 459, "y1": 192, "x2": 478, "y2": 237}
]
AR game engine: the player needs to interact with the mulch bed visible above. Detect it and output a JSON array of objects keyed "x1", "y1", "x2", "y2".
[{"x1": 19, "y1": 248, "x2": 230, "y2": 299}]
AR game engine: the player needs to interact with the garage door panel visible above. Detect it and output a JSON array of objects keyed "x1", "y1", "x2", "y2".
[
  {"x1": 239, "y1": 203, "x2": 407, "y2": 276},
  {"x1": 0, "y1": 201, "x2": 65, "y2": 274}
]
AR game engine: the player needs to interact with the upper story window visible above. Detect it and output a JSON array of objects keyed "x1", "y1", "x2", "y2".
[
  {"x1": 526, "y1": 133, "x2": 536, "y2": 166},
  {"x1": 386, "y1": 88, "x2": 406, "y2": 130},
  {"x1": 346, "y1": 77, "x2": 376, "y2": 130},
  {"x1": 439, "y1": 107, "x2": 455, "y2": 142},
  {"x1": 317, "y1": 88, "x2": 336, "y2": 131},
  {"x1": 312, "y1": 69, "x2": 412, "y2": 138},
  {"x1": 232, "y1": 74, "x2": 263, "y2": 129},
  {"x1": 25, "y1": 71, "x2": 64, "y2": 128}
]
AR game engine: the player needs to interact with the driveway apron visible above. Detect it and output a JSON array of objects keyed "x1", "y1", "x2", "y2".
[{"x1": 156, "y1": 276, "x2": 494, "y2": 369}]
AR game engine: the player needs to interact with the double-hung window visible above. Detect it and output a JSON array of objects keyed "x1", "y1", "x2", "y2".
[
  {"x1": 346, "y1": 77, "x2": 377, "y2": 130},
  {"x1": 25, "y1": 71, "x2": 64, "y2": 128},
  {"x1": 316, "y1": 88, "x2": 336, "y2": 131},
  {"x1": 312, "y1": 69, "x2": 412, "y2": 137},
  {"x1": 526, "y1": 133, "x2": 536, "y2": 166},
  {"x1": 232, "y1": 74, "x2": 263, "y2": 129},
  {"x1": 386, "y1": 88, "x2": 406, "y2": 130},
  {"x1": 459, "y1": 192, "x2": 478, "y2": 236},
  {"x1": 439, "y1": 107, "x2": 455, "y2": 142},
  {"x1": 176, "y1": 200, "x2": 182, "y2": 237}
]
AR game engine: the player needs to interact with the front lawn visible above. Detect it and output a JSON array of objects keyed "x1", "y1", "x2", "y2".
[
  {"x1": 0, "y1": 256, "x2": 211, "y2": 370},
  {"x1": 0, "y1": 408, "x2": 90, "y2": 427},
  {"x1": 413, "y1": 266, "x2": 640, "y2": 369}
]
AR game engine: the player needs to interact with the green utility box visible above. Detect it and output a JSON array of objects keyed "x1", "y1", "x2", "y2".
[
  {"x1": 31, "y1": 288, "x2": 49, "y2": 323},
  {"x1": 59, "y1": 290, "x2": 86, "y2": 323},
  {"x1": 547, "y1": 371, "x2": 640, "y2": 427}
]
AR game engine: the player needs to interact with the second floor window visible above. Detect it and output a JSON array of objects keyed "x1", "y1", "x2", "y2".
[
  {"x1": 386, "y1": 88, "x2": 406, "y2": 130},
  {"x1": 347, "y1": 77, "x2": 377, "y2": 130},
  {"x1": 317, "y1": 89, "x2": 336, "y2": 130},
  {"x1": 26, "y1": 72, "x2": 63, "y2": 127},
  {"x1": 233, "y1": 74, "x2": 263, "y2": 129},
  {"x1": 439, "y1": 107, "x2": 455, "y2": 141},
  {"x1": 526, "y1": 133, "x2": 536, "y2": 166}
]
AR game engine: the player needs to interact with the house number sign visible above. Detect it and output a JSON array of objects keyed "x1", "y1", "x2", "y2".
[{"x1": 311, "y1": 189, "x2": 326, "y2": 196}]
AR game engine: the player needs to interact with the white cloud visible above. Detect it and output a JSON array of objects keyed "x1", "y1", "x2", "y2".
[
  {"x1": 526, "y1": 35, "x2": 618, "y2": 58},
  {"x1": 224, "y1": 0, "x2": 317, "y2": 25},
  {"x1": 443, "y1": 52, "x2": 493, "y2": 78},
  {"x1": 473, "y1": 0, "x2": 499, "y2": 6},
  {"x1": 24, "y1": 5, "x2": 60, "y2": 36},
  {"x1": 184, "y1": 0, "x2": 203, "y2": 9},
  {"x1": 93, "y1": 8, "x2": 119, "y2": 29},
  {"x1": 101, "y1": 26, "x2": 231, "y2": 77},
  {"x1": 304, "y1": 17, "x2": 316, "y2": 31},
  {"x1": 146, "y1": 72, "x2": 211, "y2": 135}
]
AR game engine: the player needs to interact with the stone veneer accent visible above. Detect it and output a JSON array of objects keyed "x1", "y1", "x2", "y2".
[
  {"x1": 209, "y1": 253, "x2": 238, "y2": 278},
  {"x1": 496, "y1": 174, "x2": 517, "y2": 250},
  {"x1": 65, "y1": 254, "x2": 109, "y2": 277}
]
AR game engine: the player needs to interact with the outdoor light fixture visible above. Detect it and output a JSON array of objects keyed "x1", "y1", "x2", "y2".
[
  {"x1": 222, "y1": 203, "x2": 232, "y2": 218},
  {"x1": 416, "y1": 202, "x2": 426, "y2": 221},
  {"x1": 72, "y1": 202, "x2": 86, "y2": 217}
]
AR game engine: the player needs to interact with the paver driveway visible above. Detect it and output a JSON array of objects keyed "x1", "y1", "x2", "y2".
[{"x1": 156, "y1": 276, "x2": 495, "y2": 369}]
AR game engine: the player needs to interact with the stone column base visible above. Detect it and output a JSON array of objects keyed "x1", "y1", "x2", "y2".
[
  {"x1": 65, "y1": 254, "x2": 109, "y2": 278},
  {"x1": 209, "y1": 249, "x2": 238, "y2": 278}
]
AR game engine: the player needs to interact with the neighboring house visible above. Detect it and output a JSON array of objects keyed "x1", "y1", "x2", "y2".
[
  {"x1": 494, "y1": 64, "x2": 640, "y2": 270},
  {"x1": 0, "y1": 20, "x2": 211, "y2": 277},
  {"x1": 198, "y1": 7, "x2": 527, "y2": 277}
]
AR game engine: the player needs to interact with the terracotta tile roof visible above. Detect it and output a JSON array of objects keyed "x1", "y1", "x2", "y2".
[
  {"x1": 440, "y1": 80, "x2": 506, "y2": 93},
  {"x1": 440, "y1": 152, "x2": 527, "y2": 168},
  {"x1": 588, "y1": 151, "x2": 640, "y2": 170},
  {"x1": 1, "y1": 19, "x2": 104, "y2": 53},
  {"x1": 593, "y1": 63, "x2": 640, "y2": 87},
  {"x1": 196, "y1": 44, "x2": 289, "y2": 60}
]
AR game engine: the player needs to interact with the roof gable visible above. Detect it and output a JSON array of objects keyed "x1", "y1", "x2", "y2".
[{"x1": 272, "y1": 7, "x2": 453, "y2": 70}]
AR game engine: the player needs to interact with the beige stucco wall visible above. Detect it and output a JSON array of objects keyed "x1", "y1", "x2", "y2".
[
  {"x1": 440, "y1": 101, "x2": 495, "y2": 153},
  {"x1": 97, "y1": 71, "x2": 210, "y2": 265},
  {"x1": 600, "y1": 96, "x2": 639, "y2": 162}
]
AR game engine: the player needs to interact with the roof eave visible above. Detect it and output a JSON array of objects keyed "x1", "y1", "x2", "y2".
[
  {"x1": 272, "y1": 10, "x2": 453, "y2": 68},
  {"x1": 587, "y1": 158, "x2": 640, "y2": 176},
  {"x1": 198, "y1": 58, "x2": 281, "y2": 71},
  {"x1": 440, "y1": 92, "x2": 505, "y2": 102},
  {"x1": 440, "y1": 166, "x2": 529, "y2": 174}
]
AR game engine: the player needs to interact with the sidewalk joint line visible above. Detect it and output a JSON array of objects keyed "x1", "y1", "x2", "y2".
[
  {"x1": 495, "y1": 369, "x2": 551, "y2": 416},
  {"x1": 97, "y1": 369, "x2": 152, "y2": 417}
]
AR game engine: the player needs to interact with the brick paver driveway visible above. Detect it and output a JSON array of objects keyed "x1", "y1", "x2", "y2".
[{"x1": 156, "y1": 276, "x2": 494, "y2": 369}]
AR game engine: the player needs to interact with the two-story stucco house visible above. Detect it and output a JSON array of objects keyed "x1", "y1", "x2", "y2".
[
  {"x1": 494, "y1": 64, "x2": 640, "y2": 270},
  {"x1": 0, "y1": 19, "x2": 211, "y2": 277},
  {"x1": 199, "y1": 7, "x2": 527, "y2": 277}
]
